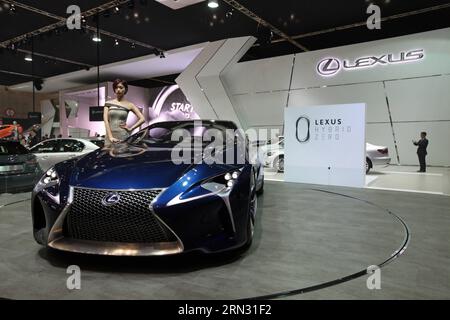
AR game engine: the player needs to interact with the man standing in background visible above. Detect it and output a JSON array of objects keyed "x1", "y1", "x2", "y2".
[{"x1": 413, "y1": 132, "x2": 429, "y2": 173}]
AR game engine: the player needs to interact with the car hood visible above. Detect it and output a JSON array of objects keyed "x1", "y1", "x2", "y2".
[{"x1": 69, "y1": 144, "x2": 193, "y2": 189}]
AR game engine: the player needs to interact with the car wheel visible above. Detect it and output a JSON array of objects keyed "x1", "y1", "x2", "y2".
[
  {"x1": 274, "y1": 156, "x2": 284, "y2": 172},
  {"x1": 366, "y1": 158, "x2": 372, "y2": 174},
  {"x1": 34, "y1": 228, "x2": 47, "y2": 245},
  {"x1": 245, "y1": 192, "x2": 256, "y2": 247},
  {"x1": 256, "y1": 178, "x2": 264, "y2": 195},
  {"x1": 245, "y1": 171, "x2": 258, "y2": 247}
]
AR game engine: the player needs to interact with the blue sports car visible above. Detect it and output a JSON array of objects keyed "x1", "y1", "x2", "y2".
[{"x1": 32, "y1": 120, "x2": 264, "y2": 256}]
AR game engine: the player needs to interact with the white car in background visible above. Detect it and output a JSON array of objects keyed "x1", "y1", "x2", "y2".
[
  {"x1": 29, "y1": 138, "x2": 100, "y2": 171},
  {"x1": 259, "y1": 138, "x2": 391, "y2": 173},
  {"x1": 258, "y1": 137, "x2": 285, "y2": 172},
  {"x1": 365, "y1": 143, "x2": 391, "y2": 173}
]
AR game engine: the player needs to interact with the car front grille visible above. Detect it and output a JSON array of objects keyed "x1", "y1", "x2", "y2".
[{"x1": 64, "y1": 188, "x2": 176, "y2": 243}]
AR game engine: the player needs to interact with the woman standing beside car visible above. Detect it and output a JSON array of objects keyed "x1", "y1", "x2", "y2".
[{"x1": 103, "y1": 79, "x2": 145, "y2": 147}]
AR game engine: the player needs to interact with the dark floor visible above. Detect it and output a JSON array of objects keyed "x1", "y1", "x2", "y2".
[{"x1": 0, "y1": 181, "x2": 449, "y2": 299}]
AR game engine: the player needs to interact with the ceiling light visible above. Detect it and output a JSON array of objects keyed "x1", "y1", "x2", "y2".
[
  {"x1": 9, "y1": 4, "x2": 16, "y2": 14},
  {"x1": 114, "y1": 39, "x2": 119, "y2": 46},
  {"x1": 114, "y1": 6, "x2": 120, "y2": 13},
  {"x1": 92, "y1": 34, "x2": 102, "y2": 42},
  {"x1": 24, "y1": 54, "x2": 33, "y2": 62},
  {"x1": 131, "y1": 43, "x2": 136, "y2": 49},
  {"x1": 208, "y1": 0, "x2": 219, "y2": 9}
]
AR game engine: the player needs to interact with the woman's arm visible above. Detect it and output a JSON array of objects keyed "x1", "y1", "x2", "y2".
[{"x1": 128, "y1": 104, "x2": 146, "y2": 131}]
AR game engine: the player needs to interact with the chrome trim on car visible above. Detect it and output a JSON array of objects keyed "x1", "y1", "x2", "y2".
[
  {"x1": 48, "y1": 238, "x2": 183, "y2": 256},
  {"x1": 217, "y1": 189, "x2": 236, "y2": 233},
  {"x1": 166, "y1": 182, "x2": 237, "y2": 233},
  {"x1": 71, "y1": 186, "x2": 168, "y2": 192},
  {"x1": 166, "y1": 183, "x2": 227, "y2": 207},
  {"x1": 43, "y1": 189, "x2": 60, "y2": 205}
]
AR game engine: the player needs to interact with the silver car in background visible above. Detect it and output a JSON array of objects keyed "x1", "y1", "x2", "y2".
[
  {"x1": 366, "y1": 143, "x2": 391, "y2": 173},
  {"x1": 259, "y1": 138, "x2": 391, "y2": 173},
  {"x1": 258, "y1": 136, "x2": 285, "y2": 172},
  {"x1": 29, "y1": 138, "x2": 100, "y2": 171}
]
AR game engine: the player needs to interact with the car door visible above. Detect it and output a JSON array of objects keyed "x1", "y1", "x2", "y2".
[{"x1": 29, "y1": 140, "x2": 60, "y2": 171}]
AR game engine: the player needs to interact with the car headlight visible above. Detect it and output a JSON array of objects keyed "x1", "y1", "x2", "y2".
[
  {"x1": 39, "y1": 167, "x2": 60, "y2": 187},
  {"x1": 204, "y1": 169, "x2": 241, "y2": 190}
]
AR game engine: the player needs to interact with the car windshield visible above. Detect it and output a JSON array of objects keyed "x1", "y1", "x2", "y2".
[{"x1": 127, "y1": 121, "x2": 239, "y2": 146}]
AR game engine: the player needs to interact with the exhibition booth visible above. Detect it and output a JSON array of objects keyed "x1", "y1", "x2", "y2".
[
  {"x1": 0, "y1": 5, "x2": 449, "y2": 300},
  {"x1": 174, "y1": 28, "x2": 450, "y2": 194}
]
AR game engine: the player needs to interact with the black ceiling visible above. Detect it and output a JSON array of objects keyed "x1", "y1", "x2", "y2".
[{"x1": 0, "y1": 0, "x2": 449, "y2": 87}]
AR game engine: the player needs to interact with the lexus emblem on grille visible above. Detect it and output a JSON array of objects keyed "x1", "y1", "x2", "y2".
[{"x1": 102, "y1": 192, "x2": 120, "y2": 206}]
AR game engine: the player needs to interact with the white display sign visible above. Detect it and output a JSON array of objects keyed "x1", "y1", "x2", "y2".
[{"x1": 285, "y1": 103, "x2": 366, "y2": 188}]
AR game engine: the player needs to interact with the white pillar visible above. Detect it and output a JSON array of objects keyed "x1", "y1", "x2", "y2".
[{"x1": 176, "y1": 36, "x2": 256, "y2": 129}]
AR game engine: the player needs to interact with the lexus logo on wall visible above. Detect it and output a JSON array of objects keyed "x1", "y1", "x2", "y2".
[
  {"x1": 316, "y1": 59, "x2": 341, "y2": 76},
  {"x1": 317, "y1": 49, "x2": 425, "y2": 77}
]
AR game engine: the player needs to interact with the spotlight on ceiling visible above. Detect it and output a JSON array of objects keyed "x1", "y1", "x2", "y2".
[
  {"x1": 24, "y1": 54, "x2": 33, "y2": 62},
  {"x1": 92, "y1": 34, "x2": 102, "y2": 42},
  {"x1": 114, "y1": 5, "x2": 121, "y2": 13},
  {"x1": 131, "y1": 42, "x2": 136, "y2": 49},
  {"x1": 208, "y1": 0, "x2": 219, "y2": 9},
  {"x1": 114, "y1": 39, "x2": 119, "y2": 46},
  {"x1": 9, "y1": 4, "x2": 16, "y2": 14}
]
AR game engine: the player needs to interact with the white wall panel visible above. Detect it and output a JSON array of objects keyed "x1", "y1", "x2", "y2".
[
  {"x1": 393, "y1": 121, "x2": 450, "y2": 166},
  {"x1": 287, "y1": 82, "x2": 390, "y2": 123},
  {"x1": 385, "y1": 75, "x2": 450, "y2": 122},
  {"x1": 291, "y1": 28, "x2": 450, "y2": 89},
  {"x1": 231, "y1": 92, "x2": 288, "y2": 127},
  {"x1": 223, "y1": 55, "x2": 294, "y2": 95}
]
